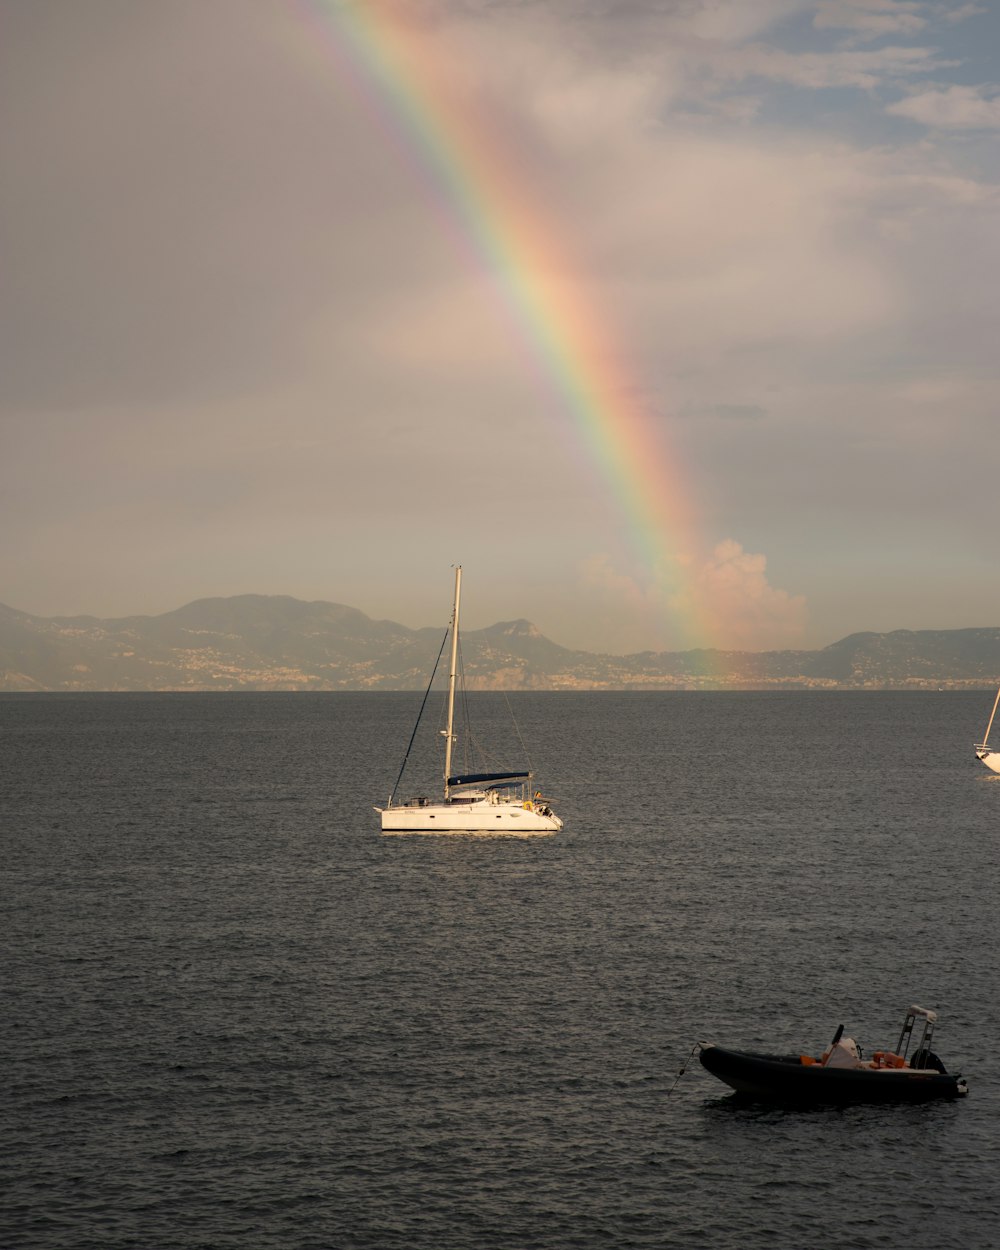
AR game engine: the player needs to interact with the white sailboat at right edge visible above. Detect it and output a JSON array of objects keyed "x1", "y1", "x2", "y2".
[{"x1": 974, "y1": 683, "x2": 1000, "y2": 774}]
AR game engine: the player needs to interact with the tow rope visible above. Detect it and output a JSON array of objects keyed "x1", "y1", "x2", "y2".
[{"x1": 666, "y1": 1042, "x2": 703, "y2": 1098}]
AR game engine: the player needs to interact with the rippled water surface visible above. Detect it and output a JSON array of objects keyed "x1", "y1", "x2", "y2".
[{"x1": 3, "y1": 691, "x2": 999, "y2": 1249}]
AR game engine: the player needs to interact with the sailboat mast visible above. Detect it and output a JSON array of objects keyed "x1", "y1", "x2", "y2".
[
  {"x1": 443, "y1": 565, "x2": 462, "y2": 799},
  {"x1": 982, "y1": 683, "x2": 1000, "y2": 747}
]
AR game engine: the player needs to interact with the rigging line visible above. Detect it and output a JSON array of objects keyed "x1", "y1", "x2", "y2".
[
  {"x1": 501, "y1": 685, "x2": 533, "y2": 774},
  {"x1": 480, "y1": 633, "x2": 533, "y2": 773},
  {"x1": 387, "y1": 625, "x2": 451, "y2": 807},
  {"x1": 457, "y1": 633, "x2": 501, "y2": 772},
  {"x1": 455, "y1": 633, "x2": 485, "y2": 772},
  {"x1": 455, "y1": 633, "x2": 468, "y2": 771}
]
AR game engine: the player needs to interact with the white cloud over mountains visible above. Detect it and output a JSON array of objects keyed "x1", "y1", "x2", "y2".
[
  {"x1": 582, "y1": 541, "x2": 808, "y2": 654},
  {"x1": 686, "y1": 541, "x2": 809, "y2": 652}
]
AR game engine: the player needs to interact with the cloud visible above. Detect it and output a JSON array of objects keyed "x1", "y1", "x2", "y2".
[
  {"x1": 677, "y1": 399, "x2": 772, "y2": 424},
  {"x1": 887, "y1": 84, "x2": 1000, "y2": 129},
  {"x1": 662, "y1": 0, "x2": 809, "y2": 43},
  {"x1": 579, "y1": 543, "x2": 807, "y2": 653},
  {"x1": 811, "y1": 0, "x2": 986, "y2": 39},
  {"x1": 710, "y1": 42, "x2": 948, "y2": 91},
  {"x1": 935, "y1": 2, "x2": 988, "y2": 24},
  {"x1": 3, "y1": 0, "x2": 998, "y2": 649},
  {"x1": 581, "y1": 553, "x2": 651, "y2": 605},
  {"x1": 681, "y1": 540, "x2": 809, "y2": 651},
  {"x1": 434, "y1": 2, "x2": 949, "y2": 116},
  {"x1": 696, "y1": 404, "x2": 769, "y2": 420},
  {"x1": 437, "y1": 0, "x2": 809, "y2": 47},
  {"x1": 813, "y1": 1, "x2": 928, "y2": 39},
  {"x1": 577, "y1": 554, "x2": 666, "y2": 653},
  {"x1": 284, "y1": 10, "x2": 914, "y2": 395}
]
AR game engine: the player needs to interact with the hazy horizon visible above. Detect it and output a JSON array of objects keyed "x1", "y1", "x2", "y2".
[
  {"x1": 3, "y1": 588, "x2": 998, "y2": 659},
  {"x1": 3, "y1": 2, "x2": 998, "y2": 652}
]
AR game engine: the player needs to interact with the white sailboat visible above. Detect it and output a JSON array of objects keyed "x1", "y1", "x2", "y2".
[
  {"x1": 974, "y1": 683, "x2": 1000, "y2": 774},
  {"x1": 375, "y1": 567, "x2": 563, "y2": 834}
]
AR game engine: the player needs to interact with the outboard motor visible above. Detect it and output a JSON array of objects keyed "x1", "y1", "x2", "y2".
[{"x1": 910, "y1": 1049, "x2": 947, "y2": 1073}]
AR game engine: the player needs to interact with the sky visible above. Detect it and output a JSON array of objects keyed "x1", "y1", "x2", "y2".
[{"x1": 2, "y1": 0, "x2": 998, "y2": 654}]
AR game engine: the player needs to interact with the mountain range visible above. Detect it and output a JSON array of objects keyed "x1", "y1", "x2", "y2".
[{"x1": 1, "y1": 596, "x2": 998, "y2": 691}]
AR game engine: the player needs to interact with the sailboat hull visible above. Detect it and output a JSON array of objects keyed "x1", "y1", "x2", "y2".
[
  {"x1": 976, "y1": 749, "x2": 1000, "y2": 775},
  {"x1": 378, "y1": 798, "x2": 562, "y2": 834},
  {"x1": 975, "y1": 685, "x2": 1000, "y2": 773}
]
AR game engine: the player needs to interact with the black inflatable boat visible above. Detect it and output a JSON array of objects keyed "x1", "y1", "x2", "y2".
[{"x1": 699, "y1": 1006, "x2": 968, "y2": 1104}]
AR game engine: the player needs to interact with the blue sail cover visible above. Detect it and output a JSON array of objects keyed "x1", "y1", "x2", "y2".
[{"x1": 447, "y1": 771, "x2": 531, "y2": 787}]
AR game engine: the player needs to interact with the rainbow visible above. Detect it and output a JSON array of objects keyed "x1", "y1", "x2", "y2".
[{"x1": 296, "y1": 0, "x2": 715, "y2": 650}]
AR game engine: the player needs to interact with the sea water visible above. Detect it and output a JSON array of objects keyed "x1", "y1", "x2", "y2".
[{"x1": 3, "y1": 691, "x2": 998, "y2": 1249}]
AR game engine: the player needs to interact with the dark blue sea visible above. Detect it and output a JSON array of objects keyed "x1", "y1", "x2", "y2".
[{"x1": 3, "y1": 691, "x2": 999, "y2": 1249}]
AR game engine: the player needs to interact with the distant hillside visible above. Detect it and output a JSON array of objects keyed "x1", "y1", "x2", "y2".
[{"x1": 1, "y1": 596, "x2": 998, "y2": 691}]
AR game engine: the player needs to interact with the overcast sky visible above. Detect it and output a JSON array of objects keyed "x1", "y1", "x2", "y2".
[{"x1": 2, "y1": 0, "x2": 998, "y2": 653}]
